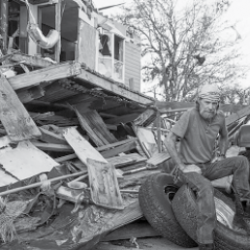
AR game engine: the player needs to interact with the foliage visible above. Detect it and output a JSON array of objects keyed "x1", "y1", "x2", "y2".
[{"x1": 114, "y1": 0, "x2": 248, "y2": 101}]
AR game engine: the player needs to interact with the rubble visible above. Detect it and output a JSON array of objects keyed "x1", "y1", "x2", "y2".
[{"x1": 0, "y1": 0, "x2": 249, "y2": 250}]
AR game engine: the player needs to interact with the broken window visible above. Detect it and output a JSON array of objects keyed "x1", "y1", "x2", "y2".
[
  {"x1": 98, "y1": 31, "x2": 112, "y2": 78},
  {"x1": 113, "y1": 35, "x2": 124, "y2": 81},
  {"x1": 97, "y1": 31, "x2": 124, "y2": 82}
]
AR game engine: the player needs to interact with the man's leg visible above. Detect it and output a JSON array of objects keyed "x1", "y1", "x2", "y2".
[
  {"x1": 161, "y1": 160, "x2": 216, "y2": 246},
  {"x1": 203, "y1": 156, "x2": 250, "y2": 197},
  {"x1": 184, "y1": 172, "x2": 216, "y2": 246}
]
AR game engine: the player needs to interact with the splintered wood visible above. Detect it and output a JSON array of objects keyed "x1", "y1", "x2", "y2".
[
  {"x1": 63, "y1": 127, "x2": 124, "y2": 210},
  {"x1": 0, "y1": 73, "x2": 41, "y2": 141}
]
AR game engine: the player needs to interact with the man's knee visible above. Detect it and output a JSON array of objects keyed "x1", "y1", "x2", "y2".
[{"x1": 236, "y1": 155, "x2": 249, "y2": 171}]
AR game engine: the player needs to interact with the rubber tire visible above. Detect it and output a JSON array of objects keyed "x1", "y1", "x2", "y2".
[
  {"x1": 172, "y1": 185, "x2": 250, "y2": 250},
  {"x1": 138, "y1": 173, "x2": 197, "y2": 248}
]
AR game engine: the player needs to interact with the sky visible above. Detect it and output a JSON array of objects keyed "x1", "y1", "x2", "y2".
[{"x1": 93, "y1": 0, "x2": 250, "y2": 90}]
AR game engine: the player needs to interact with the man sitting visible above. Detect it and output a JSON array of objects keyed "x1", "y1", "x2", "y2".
[{"x1": 162, "y1": 84, "x2": 250, "y2": 250}]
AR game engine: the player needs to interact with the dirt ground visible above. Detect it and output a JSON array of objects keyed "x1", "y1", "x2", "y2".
[{"x1": 93, "y1": 237, "x2": 198, "y2": 250}]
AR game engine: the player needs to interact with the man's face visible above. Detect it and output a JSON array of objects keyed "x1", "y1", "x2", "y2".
[{"x1": 198, "y1": 98, "x2": 218, "y2": 120}]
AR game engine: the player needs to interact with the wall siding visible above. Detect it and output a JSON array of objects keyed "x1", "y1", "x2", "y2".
[{"x1": 124, "y1": 42, "x2": 141, "y2": 92}]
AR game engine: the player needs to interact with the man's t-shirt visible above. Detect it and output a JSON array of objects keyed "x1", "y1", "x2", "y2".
[{"x1": 171, "y1": 108, "x2": 225, "y2": 164}]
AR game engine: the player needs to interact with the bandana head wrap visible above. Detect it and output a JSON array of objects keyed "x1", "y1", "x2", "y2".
[{"x1": 197, "y1": 84, "x2": 221, "y2": 102}]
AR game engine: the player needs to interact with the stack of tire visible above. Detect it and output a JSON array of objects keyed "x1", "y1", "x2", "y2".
[{"x1": 139, "y1": 173, "x2": 250, "y2": 249}]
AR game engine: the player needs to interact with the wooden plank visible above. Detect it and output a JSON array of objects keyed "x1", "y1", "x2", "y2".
[
  {"x1": 9, "y1": 53, "x2": 54, "y2": 68},
  {"x1": 0, "y1": 0, "x2": 8, "y2": 54},
  {"x1": 17, "y1": 85, "x2": 45, "y2": 103},
  {"x1": 55, "y1": 138, "x2": 138, "y2": 163},
  {"x1": 226, "y1": 106, "x2": 250, "y2": 126},
  {"x1": 147, "y1": 151, "x2": 171, "y2": 166},
  {"x1": 83, "y1": 110, "x2": 118, "y2": 144},
  {"x1": 0, "y1": 73, "x2": 41, "y2": 142},
  {"x1": 75, "y1": 108, "x2": 105, "y2": 147},
  {"x1": 32, "y1": 141, "x2": 73, "y2": 152},
  {"x1": 76, "y1": 70, "x2": 153, "y2": 105},
  {"x1": 87, "y1": 158, "x2": 124, "y2": 210},
  {"x1": 63, "y1": 127, "x2": 124, "y2": 210},
  {"x1": 8, "y1": 61, "x2": 82, "y2": 90},
  {"x1": 105, "y1": 113, "x2": 141, "y2": 125},
  {"x1": 107, "y1": 153, "x2": 147, "y2": 168},
  {"x1": 101, "y1": 140, "x2": 137, "y2": 158},
  {"x1": 55, "y1": 0, "x2": 62, "y2": 63},
  {"x1": 39, "y1": 127, "x2": 68, "y2": 145}
]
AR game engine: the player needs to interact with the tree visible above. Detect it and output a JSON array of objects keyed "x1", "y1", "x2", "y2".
[{"x1": 114, "y1": 0, "x2": 248, "y2": 101}]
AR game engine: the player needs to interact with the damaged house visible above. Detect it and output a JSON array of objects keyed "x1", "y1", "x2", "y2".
[{"x1": 1, "y1": 1, "x2": 250, "y2": 250}]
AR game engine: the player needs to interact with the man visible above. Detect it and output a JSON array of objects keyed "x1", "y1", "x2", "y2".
[{"x1": 163, "y1": 84, "x2": 250, "y2": 250}]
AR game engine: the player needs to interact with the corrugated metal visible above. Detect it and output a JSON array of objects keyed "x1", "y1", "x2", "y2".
[{"x1": 124, "y1": 42, "x2": 141, "y2": 92}]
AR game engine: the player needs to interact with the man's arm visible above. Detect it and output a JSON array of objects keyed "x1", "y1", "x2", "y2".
[
  {"x1": 219, "y1": 120, "x2": 228, "y2": 158},
  {"x1": 164, "y1": 131, "x2": 186, "y2": 171}
]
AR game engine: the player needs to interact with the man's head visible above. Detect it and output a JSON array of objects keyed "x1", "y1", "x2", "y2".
[{"x1": 197, "y1": 84, "x2": 221, "y2": 120}]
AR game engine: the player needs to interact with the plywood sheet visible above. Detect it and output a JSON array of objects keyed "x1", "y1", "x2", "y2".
[
  {"x1": 0, "y1": 73, "x2": 41, "y2": 142},
  {"x1": 77, "y1": 19, "x2": 96, "y2": 69},
  {"x1": 0, "y1": 136, "x2": 58, "y2": 183},
  {"x1": 63, "y1": 127, "x2": 123, "y2": 210}
]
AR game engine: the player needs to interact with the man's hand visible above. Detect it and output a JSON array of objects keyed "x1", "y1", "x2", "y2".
[
  {"x1": 183, "y1": 164, "x2": 202, "y2": 174},
  {"x1": 217, "y1": 155, "x2": 226, "y2": 162}
]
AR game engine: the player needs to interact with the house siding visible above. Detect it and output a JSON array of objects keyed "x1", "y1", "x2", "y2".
[{"x1": 124, "y1": 41, "x2": 141, "y2": 92}]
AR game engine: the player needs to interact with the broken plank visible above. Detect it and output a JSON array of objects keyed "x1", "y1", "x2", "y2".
[
  {"x1": 39, "y1": 127, "x2": 68, "y2": 145},
  {"x1": 17, "y1": 85, "x2": 45, "y2": 103},
  {"x1": 107, "y1": 153, "x2": 147, "y2": 168},
  {"x1": 63, "y1": 127, "x2": 123, "y2": 210},
  {"x1": 0, "y1": 73, "x2": 41, "y2": 142},
  {"x1": 105, "y1": 113, "x2": 141, "y2": 125},
  {"x1": 147, "y1": 151, "x2": 171, "y2": 166},
  {"x1": 75, "y1": 108, "x2": 104, "y2": 147},
  {"x1": 55, "y1": 138, "x2": 138, "y2": 163},
  {"x1": 84, "y1": 110, "x2": 118, "y2": 143},
  {"x1": 9, "y1": 53, "x2": 54, "y2": 68},
  {"x1": 226, "y1": 106, "x2": 250, "y2": 126},
  {"x1": 32, "y1": 141, "x2": 73, "y2": 152},
  {"x1": 101, "y1": 140, "x2": 137, "y2": 158},
  {"x1": 8, "y1": 61, "x2": 82, "y2": 90},
  {"x1": 87, "y1": 158, "x2": 124, "y2": 210}
]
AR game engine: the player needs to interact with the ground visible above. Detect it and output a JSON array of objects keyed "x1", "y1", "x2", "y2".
[{"x1": 93, "y1": 237, "x2": 198, "y2": 250}]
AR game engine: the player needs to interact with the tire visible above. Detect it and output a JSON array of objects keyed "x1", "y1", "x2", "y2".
[
  {"x1": 172, "y1": 184, "x2": 250, "y2": 250},
  {"x1": 138, "y1": 173, "x2": 197, "y2": 248}
]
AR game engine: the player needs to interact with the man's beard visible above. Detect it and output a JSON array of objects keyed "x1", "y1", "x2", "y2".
[{"x1": 200, "y1": 110, "x2": 216, "y2": 120}]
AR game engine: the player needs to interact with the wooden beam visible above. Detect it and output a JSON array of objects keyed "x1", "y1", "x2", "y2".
[
  {"x1": 17, "y1": 85, "x2": 45, "y2": 103},
  {"x1": 0, "y1": 73, "x2": 41, "y2": 142},
  {"x1": 55, "y1": 138, "x2": 138, "y2": 163},
  {"x1": 32, "y1": 141, "x2": 73, "y2": 152},
  {"x1": 55, "y1": 0, "x2": 62, "y2": 62},
  {"x1": 39, "y1": 127, "x2": 68, "y2": 145},
  {"x1": 0, "y1": 0, "x2": 8, "y2": 54},
  {"x1": 105, "y1": 113, "x2": 140, "y2": 125},
  {"x1": 9, "y1": 53, "x2": 54, "y2": 68},
  {"x1": 76, "y1": 70, "x2": 152, "y2": 105},
  {"x1": 226, "y1": 105, "x2": 250, "y2": 126},
  {"x1": 101, "y1": 140, "x2": 137, "y2": 158},
  {"x1": 8, "y1": 61, "x2": 82, "y2": 90}
]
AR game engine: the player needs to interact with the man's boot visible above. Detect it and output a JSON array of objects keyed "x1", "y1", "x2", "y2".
[
  {"x1": 233, "y1": 192, "x2": 250, "y2": 233},
  {"x1": 198, "y1": 243, "x2": 214, "y2": 250}
]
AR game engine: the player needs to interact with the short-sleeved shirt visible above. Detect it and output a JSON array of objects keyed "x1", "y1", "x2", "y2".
[{"x1": 171, "y1": 108, "x2": 226, "y2": 164}]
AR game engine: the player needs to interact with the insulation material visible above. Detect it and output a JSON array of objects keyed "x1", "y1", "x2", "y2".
[{"x1": 0, "y1": 136, "x2": 58, "y2": 183}]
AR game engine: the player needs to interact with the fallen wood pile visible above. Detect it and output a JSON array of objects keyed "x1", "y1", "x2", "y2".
[
  {"x1": 0, "y1": 70, "x2": 249, "y2": 250},
  {"x1": 0, "y1": 72, "x2": 171, "y2": 250}
]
